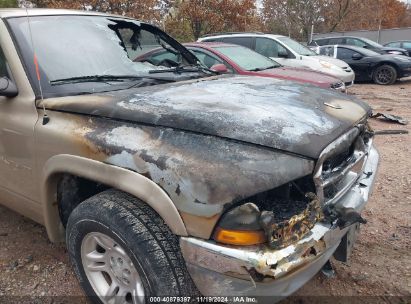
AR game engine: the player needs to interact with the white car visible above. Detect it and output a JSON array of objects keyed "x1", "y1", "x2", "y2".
[{"x1": 199, "y1": 33, "x2": 355, "y2": 86}]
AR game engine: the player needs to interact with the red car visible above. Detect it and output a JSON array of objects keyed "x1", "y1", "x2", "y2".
[{"x1": 135, "y1": 42, "x2": 346, "y2": 91}]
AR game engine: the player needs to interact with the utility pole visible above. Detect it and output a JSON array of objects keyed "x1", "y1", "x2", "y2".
[
  {"x1": 377, "y1": 20, "x2": 381, "y2": 43},
  {"x1": 376, "y1": 0, "x2": 382, "y2": 43},
  {"x1": 309, "y1": 23, "x2": 314, "y2": 43}
]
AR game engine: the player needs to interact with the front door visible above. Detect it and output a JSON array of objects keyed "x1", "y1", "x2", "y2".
[
  {"x1": 336, "y1": 47, "x2": 370, "y2": 81},
  {"x1": 0, "y1": 19, "x2": 39, "y2": 202}
]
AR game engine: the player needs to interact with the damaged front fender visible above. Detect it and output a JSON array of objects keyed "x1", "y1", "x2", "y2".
[
  {"x1": 38, "y1": 112, "x2": 315, "y2": 239},
  {"x1": 180, "y1": 143, "x2": 379, "y2": 298}
]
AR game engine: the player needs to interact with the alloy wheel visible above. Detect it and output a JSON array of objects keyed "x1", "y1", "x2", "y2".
[
  {"x1": 375, "y1": 67, "x2": 394, "y2": 84},
  {"x1": 81, "y1": 232, "x2": 145, "y2": 304}
]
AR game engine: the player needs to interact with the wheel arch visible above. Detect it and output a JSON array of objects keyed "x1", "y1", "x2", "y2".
[
  {"x1": 41, "y1": 154, "x2": 188, "y2": 242},
  {"x1": 371, "y1": 61, "x2": 400, "y2": 78}
]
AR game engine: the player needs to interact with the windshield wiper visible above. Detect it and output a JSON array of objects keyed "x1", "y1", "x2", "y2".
[
  {"x1": 149, "y1": 64, "x2": 218, "y2": 75},
  {"x1": 50, "y1": 75, "x2": 146, "y2": 85},
  {"x1": 248, "y1": 65, "x2": 278, "y2": 72}
]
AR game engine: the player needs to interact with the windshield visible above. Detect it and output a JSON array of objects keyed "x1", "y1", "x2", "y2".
[
  {"x1": 7, "y1": 15, "x2": 199, "y2": 97},
  {"x1": 213, "y1": 45, "x2": 280, "y2": 71},
  {"x1": 361, "y1": 37, "x2": 383, "y2": 48},
  {"x1": 277, "y1": 37, "x2": 317, "y2": 56}
]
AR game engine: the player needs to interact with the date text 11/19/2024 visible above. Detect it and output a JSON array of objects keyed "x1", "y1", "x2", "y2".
[{"x1": 149, "y1": 296, "x2": 258, "y2": 302}]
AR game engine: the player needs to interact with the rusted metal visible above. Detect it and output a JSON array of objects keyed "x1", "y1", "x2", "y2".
[
  {"x1": 40, "y1": 111, "x2": 314, "y2": 238},
  {"x1": 371, "y1": 112, "x2": 408, "y2": 125},
  {"x1": 373, "y1": 129, "x2": 409, "y2": 135},
  {"x1": 259, "y1": 193, "x2": 324, "y2": 249},
  {"x1": 181, "y1": 222, "x2": 333, "y2": 281},
  {"x1": 313, "y1": 127, "x2": 369, "y2": 205},
  {"x1": 0, "y1": 9, "x2": 382, "y2": 300},
  {"x1": 37, "y1": 75, "x2": 372, "y2": 239}
]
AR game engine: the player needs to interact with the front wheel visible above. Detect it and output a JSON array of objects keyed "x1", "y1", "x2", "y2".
[
  {"x1": 66, "y1": 189, "x2": 198, "y2": 304},
  {"x1": 373, "y1": 64, "x2": 397, "y2": 85}
]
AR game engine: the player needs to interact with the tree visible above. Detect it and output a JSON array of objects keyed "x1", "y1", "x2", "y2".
[
  {"x1": 401, "y1": 4, "x2": 411, "y2": 27},
  {"x1": 31, "y1": 0, "x2": 167, "y2": 24},
  {"x1": 262, "y1": 0, "x2": 293, "y2": 36},
  {"x1": 0, "y1": 0, "x2": 18, "y2": 7},
  {"x1": 262, "y1": 0, "x2": 411, "y2": 40},
  {"x1": 165, "y1": 0, "x2": 261, "y2": 41},
  {"x1": 321, "y1": 0, "x2": 352, "y2": 32},
  {"x1": 331, "y1": 0, "x2": 408, "y2": 31},
  {"x1": 263, "y1": 0, "x2": 328, "y2": 41}
]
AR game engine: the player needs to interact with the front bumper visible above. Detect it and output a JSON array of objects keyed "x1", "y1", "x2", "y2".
[
  {"x1": 399, "y1": 64, "x2": 411, "y2": 78},
  {"x1": 180, "y1": 145, "x2": 379, "y2": 301},
  {"x1": 345, "y1": 80, "x2": 354, "y2": 88},
  {"x1": 325, "y1": 69, "x2": 355, "y2": 84}
]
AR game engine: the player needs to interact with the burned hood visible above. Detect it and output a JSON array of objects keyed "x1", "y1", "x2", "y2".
[{"x1": 42, "y1": 76, "x2": 371, "y2": 159}]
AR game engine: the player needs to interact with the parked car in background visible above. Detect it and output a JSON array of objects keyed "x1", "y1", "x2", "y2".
[
  {"x1": 315, "y1": 45, "x2": 411, "y2": 85},
  {"x1": 384, "y1": 40, "x2": 411, "y2": 56},
  {"x1": 136, "y1": 42, "x2": 346, "y2": 91},
  {"x1": 198, "y1": 32, "x2": 355, "y2": 86},
  {"x1": 310, "y1": 36, "x2": 409, "y2": 56}
]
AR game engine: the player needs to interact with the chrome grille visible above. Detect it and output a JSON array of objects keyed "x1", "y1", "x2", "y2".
[{"x1": 313, "y1": 127, "x2": 370, "y2": 206}]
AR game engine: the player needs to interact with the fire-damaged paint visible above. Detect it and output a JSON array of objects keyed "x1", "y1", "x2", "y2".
[
  {"x1": 36, "y1": 75, "x2": 372, "y2": 238},
  {"x1": 37, "y1": 111, "x2": 314, "y2": 237},
  {"x1": 39, "y1": 76, "x2": 371, "y2": 159},
  {"x1": 0, "y1": 9, "x2": 380, "y2": 300}
]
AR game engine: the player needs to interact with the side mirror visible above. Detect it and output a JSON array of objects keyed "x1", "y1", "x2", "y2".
[
  {"x1": 278, "y1": 49, "x2": 288, "y2": 58},
  {"x1": 0, "y1": 77, "x2": 18, "y2": 97},
  {"x1": 363, "y1": 45, "x2": 369, "y2": 49},
  {"x1": 352, "y1": 53, "x2": 363, "y2": 60},
  {"x1": 210, "y1": 63, "x2": 229, "y2": 73}
]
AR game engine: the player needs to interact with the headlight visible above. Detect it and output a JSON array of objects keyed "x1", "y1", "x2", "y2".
[
  {"x1": 330, "y1": 81, "x2": 346, "y2": 91},
  {"x1": 394, "y1": 56, "x2": 409, "y2": 62},
  {"x1": 214, "y1": 203, "x2": 266, "y2": 246},
  {"x1": 319, "y1": 60, "x2": 333, "y2": 68},
  {"x1": 389, "y1": 51, "x2": 402, "y2": 55},
  {"x1": 213, "y1": 176, "x2": 324, "y2": 248},
  {"x1": 214, "y1": 227, "x2": 266, "y2": 246}
]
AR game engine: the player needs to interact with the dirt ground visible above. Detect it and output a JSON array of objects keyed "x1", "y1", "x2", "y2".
[
  {"x1": 293, "y1": 79, "x2": 411, "y2": 303},
  {"x1": 0, "y1": 79, "x2": 410, "y2": 303}
]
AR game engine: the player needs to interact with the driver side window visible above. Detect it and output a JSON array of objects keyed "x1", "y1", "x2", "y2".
[
  {"x1": 255, "y1": 38, "x2": 287, "y2": 58},
  {"x1": 191, "y1": 50, "x2": 221, "y2": 68},
  {"x1": 191, "y1": 50, "x2": 233, "y2": 73},
  {"x1": 337, "y1": 48, "x2": 359, "y2": 59},
  {"x1": 149, "y1": 51, "x2": 180, "y2": 65}
]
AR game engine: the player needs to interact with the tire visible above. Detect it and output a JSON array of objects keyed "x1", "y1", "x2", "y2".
[
  {"x1": 66, "y1": 189, "x2": 198, "y2": 303},
  {"x1": 372, "y1": 64, "x2": 397, "y2": 85}
]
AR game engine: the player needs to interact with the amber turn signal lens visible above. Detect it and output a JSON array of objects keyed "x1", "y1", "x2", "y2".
[{"x1": 214, "y1": 228, "x2": 266, "y2": 246}]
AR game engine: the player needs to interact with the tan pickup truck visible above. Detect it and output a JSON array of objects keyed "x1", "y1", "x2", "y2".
[{"x1": 0, "y1": 8, "x2": 379, "y2": 304}]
